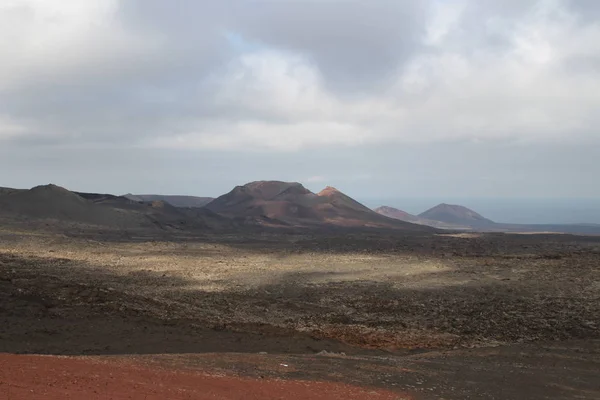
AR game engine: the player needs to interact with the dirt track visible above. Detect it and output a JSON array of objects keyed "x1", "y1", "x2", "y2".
[
  {"x1": 3, "y1": 340, "x2": 599, "y2": 400},
  {"x1": 0, "y1": 354, "x2": 404, "y2": 400}
]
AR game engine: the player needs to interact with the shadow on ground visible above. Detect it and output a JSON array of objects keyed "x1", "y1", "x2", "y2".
[
  {"x1": 1, "y1": 250, "x2": 598, "y2": 356},
  {"x1": 1, "y1": 245, "x2": 600, "y2": 399}
]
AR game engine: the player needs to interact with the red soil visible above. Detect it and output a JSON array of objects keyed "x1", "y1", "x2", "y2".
[{"x1": 0, "y1": 354, "x2": 406, "y2": 400}]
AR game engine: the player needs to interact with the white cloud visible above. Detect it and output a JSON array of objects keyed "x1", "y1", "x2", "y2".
[
  {"x1": 0, "y1": 115, "x2": 27, "y2": 140},
  {"x1": 1, "y1": 0, "x2": 599, "y2": 152},
  {"x1": 214, "y1": 51, "x2": 336, "y2": 122},
  {"x1": 149, "y1": 119, "x2": 369, "y2": 152},
  {"x1": 148, "y1": 3, "x2": 600, "y2": 151},
  {"x1": 0, "y1": 0, "x2": 158, "y2": 91},
  {"x1": 306, "y1": 175, "x2": 327, "y2": 183}
]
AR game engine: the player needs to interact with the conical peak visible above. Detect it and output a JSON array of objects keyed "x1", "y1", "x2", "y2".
[{"x1": 318, "y1": 186, "x2": 341, "y2": 196}]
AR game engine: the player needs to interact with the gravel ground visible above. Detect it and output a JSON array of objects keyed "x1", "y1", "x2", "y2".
[{"x1": 1, "y1": 230, "x2": 599, "y2": 398}]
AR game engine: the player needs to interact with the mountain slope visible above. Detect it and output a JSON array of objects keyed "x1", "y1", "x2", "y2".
[
  {"x1": 124, "y1": 194, "x2": 214, "y2": 208},
  {"x1": 374, "y1": 206, "x2": 423, "y2": 224},
  {"x1": 0, "y1": 184, "x2": 134, "y2": 227},
  {"x1": 375, "y1": 206, "x2": 472, "y2": 229},
  {"x1": 0, "y1": 184, "x2": 232, "y2": 231},
  {"x1": 206, "y1": 181, "x2": 433, "y2": 231},
  {"x1": 419, "y1": 203, "x2": 495, "y2": 227},
  {"x1": 205, "y1": 181, "x2": 317, "y2": 218},
  {"x1": 0, "y1": 187, "x2": 24, "y2": 197},
  {"x1": 318, "y1": 187, "x2": 374, "y2": 213}
]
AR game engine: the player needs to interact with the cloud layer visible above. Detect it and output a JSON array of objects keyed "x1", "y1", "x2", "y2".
[{"x1": 1, "y1": 0, "x2": 599, "y2": 152}]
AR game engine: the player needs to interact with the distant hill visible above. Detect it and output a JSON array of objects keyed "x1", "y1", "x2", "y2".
[
  {"x1": 374, "y1": 206, "x2": 463, "y2": 229},
  {"x1": 2, "y1": 183, "x2": 599, "y2": 234},
  {"x1": 0, "y1": 184, "x2": 231, "y2": 231},
  {"x1": 375, "y1": 206, "x2": 475, "y2": 229},
  {"x1": 419, "y1": 203, "x2": 495, "y2": 227},
  {"x1": 124, "y1": 194, "x2": 214, "y2": 208},
  {"x1": 0, "y1": 182, "x2": 432, "y2": 233},
  {"x1": 0, "y1": 184, "x2": 134, "y2": 227},
  {"x1": 0, "y1": 187, "x2": 24, "y2": 197},
  {"x1": 375, "y1": 206, "x2": 424, "y2": 224},
  {"x1": 205, "y1": 181, "x2": 432, "y2": 231},
  {"x1": 76, "y1": 192, "x2": 127, "y2": 203},
  {"x1": 376, "y1": 202, "x2": 600, "y2": 234}
]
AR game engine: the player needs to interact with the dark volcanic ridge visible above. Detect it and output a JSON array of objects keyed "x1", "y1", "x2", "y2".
[
  {"x1": 3, "y1": 182, "x2": 599, "y2": 234},
  {"x1": 0, "y1": 182, "x2": 432, "y2": 233},
  {"x1": 124, "y1": 194, "x2": 214, "y2": 208},
  {"x1": 0, "y1": 184, "x2": 231, "y2": 232}
]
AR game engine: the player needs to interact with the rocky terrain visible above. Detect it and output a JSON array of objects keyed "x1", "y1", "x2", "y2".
[{"x1": 0, "y1": 227, "x2": 599, "y2": 399}]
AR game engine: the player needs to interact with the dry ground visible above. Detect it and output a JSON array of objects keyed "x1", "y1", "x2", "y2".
[{"x1": 1, "y1": 229, "x2": 599, "y2": 399}]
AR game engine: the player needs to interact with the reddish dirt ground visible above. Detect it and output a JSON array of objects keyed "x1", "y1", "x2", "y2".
[{"x1": 0, "y1": 354, "x2": 407, "y2": 400}]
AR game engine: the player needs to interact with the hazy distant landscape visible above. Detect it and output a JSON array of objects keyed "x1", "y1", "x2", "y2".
[
  {"x1": 362, "y1": 198, "x2": 600, "y2": 225},
  {"x1": 2, "y1": 181, "x2": 597, "y2": 235}
]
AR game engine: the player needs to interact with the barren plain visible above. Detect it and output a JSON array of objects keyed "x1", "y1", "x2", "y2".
[{"x1": 1, "y1": 228, "x2": 599, "y2": 399}]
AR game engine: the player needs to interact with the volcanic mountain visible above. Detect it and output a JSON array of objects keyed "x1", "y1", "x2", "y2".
[
  {"x1": 0, "y1": 184, "x2": 110, "y2": 223},
  {"x1": 419, "y1": 203, "x2": 495, "y2": 227},
  {"x1": 0, "y1": 184, "x2": 230, "y2": 231},
  {"x1": 205, "y1": 181, "x2": 432, "y2": 230},
  {"x1": 124, "y1": 194, "x2": 214, "y2": 208}
]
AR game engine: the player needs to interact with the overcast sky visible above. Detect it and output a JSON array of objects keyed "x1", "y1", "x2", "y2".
[{"x1": 0, "y1": 0, "x2": 599, "y2": 200}]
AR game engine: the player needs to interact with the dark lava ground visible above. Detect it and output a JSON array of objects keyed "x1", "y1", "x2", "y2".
[{"x1": 0, "y1": 230, "x2": 599, "y2": 399}]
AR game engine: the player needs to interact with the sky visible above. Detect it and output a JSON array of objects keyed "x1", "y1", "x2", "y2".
[{"x1": 0, "y1": 0, "x2": 599, "y2": 205}]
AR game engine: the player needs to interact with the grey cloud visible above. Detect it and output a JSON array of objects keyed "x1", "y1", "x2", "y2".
[
  {"x1": 231, "y1": 0, "x2": 429, "y2": 92},
  {"x1": 121, "y1": 0, "x2": 430, "y2": 92},
  {"x1": 118, "y1": 0, "x2": 233, "y2": 72},
  {"x1": 566, "y1": 0, "x2": 600, "y2": 21}
]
